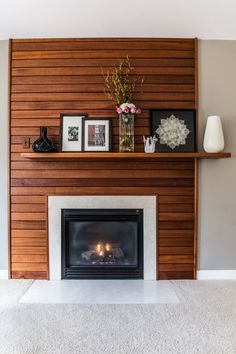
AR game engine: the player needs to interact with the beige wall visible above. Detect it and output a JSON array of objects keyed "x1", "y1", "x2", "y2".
[
  {"x1": 198, "y1": 40, "x2": 236, "y2": 269},
  {"x1": 0, "y1": 40, "x2": 235, "y2": 274},
  {"x1": 0, "y1": 40, "x2": 9, "y2": 273}
]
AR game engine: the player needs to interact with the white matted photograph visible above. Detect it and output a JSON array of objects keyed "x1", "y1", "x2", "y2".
[
  {"x1": 60, "y1": 114, "x2": 87, "y2": 152},
  {"x1": 83, "y1": 118, "x2": 112, "y2": 152}
]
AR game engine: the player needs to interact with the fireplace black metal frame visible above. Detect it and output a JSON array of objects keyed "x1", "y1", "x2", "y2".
[{"x1": 61, "y1": 209, "x2": 143, "y2": 279}]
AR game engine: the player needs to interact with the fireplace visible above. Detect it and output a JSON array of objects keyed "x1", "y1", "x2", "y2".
[
  {"x1": 48, "y1": 196, "x2": 156, "y2": 280},
  {"x1": 61, "y1": 209, "x2": 143, "y2": 279}
]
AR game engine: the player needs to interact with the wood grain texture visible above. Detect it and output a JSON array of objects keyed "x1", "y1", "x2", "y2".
[
  {"x1": 19, "y1": 152, "x2": 231, "y2": 159},
  {"x1": 12, "y1": 271, "x2": 47, "y2": 279},
  {"x1": 9, "y1": 38, "x2": 198, "y2": 280}
]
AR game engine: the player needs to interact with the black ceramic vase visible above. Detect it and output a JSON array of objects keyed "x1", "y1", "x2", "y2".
[{"x1": 32, "y1": 127, "x2": 54, "y2": 152}]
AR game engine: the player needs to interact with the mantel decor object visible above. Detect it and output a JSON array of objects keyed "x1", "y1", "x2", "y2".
[
  {"x1": 82, "y1": 118, "x2": 112, "y2": 152},
  {"x1": 60, "y1": 114, "x2": 86, "y2": 152},
  {"x1": 117, "y1": 103, "x2": 141, "y2": 152},
  {"x1": 103, "y1": 56, "x2": 144, "y2": 152},
  {"x1": 32, "y1": 127, "x2": 54, "y2": 153},
  {"x1": 143, "y1": 135, "x2": 158, "y2": 153},
  {"x1": 119, "y1": 112, "x2": 134, "y2": 152},
  {"x1": 203, "y1": 115, "x2": 224, "y2": 153},
  {"x1": 150, "y1": 109, "x2": 196, "y2": 152}
]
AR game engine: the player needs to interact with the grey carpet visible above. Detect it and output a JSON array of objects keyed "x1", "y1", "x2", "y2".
[{"x1": 0, "y1": 280, "x2": 236, "y2": 353}]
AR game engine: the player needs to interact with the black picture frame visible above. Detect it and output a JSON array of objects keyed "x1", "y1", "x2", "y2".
[
  {"x1": 82, "y1": 118, "x2": 112, "y2": 152},
  {"x1": 150, "y1": 109, "x2": 196, "y2": 152},
  {"x1": 60, "y1": 113, "x2": 88, "y2": 152}
]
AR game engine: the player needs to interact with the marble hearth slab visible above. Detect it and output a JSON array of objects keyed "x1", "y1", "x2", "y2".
[{"x1": 20, "y1": 280, "x2": 180, "y2": 304}]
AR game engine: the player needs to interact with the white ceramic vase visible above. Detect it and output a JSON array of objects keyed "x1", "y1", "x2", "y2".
[{"x1": 203, "y1": 115, "x2": 224, "y2": 153}]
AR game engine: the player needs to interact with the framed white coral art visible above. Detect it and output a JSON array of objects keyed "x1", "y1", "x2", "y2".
[{"x1": 150, "y1": 109, "x2": 196, "y2": 152}]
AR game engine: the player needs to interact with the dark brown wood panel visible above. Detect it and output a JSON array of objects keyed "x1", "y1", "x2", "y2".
[
  {"x1": 9, "y1": 38, "x2": 198, "y2": 280},
  {"x1": 11, "y1": 186, "x2": 194, "y2": 195},
  {"x1": 12, "y1": 84, "x2": 195, "y2": 94},
  {"x1": 12, "y1": 75, "x2": 195, "y2": 85},
  {"x1": 12, "y1": 49, "x2": 195, "y2": 60},
  {"x1": 11, "y1": 92, "x2": 195, "y2": 101},
  {"x1": 12, "y1": 58, "x2": 194, "y2": 67},
  {"x1": 11, "y1": 39, "x2": 194, "y2": 51}
]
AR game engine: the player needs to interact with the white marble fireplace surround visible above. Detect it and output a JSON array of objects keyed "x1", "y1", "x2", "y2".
[{"x1": 48, "y1": 196, "x2": 157, "y2": 280}]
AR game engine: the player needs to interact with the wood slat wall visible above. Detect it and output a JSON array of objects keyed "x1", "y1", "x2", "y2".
[{"x1": 9, "y1": 38, "x2": 198, "y2": 280}]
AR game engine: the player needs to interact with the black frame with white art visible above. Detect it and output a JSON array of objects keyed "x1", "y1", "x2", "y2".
[
  {"x1": 150, "y1": 109, "x2": 196, "y2": 152},
  {"x1": 82, "y1": 118, "x2": 112, "y2": 152},
  {"x1": 60, "y1": 113, "x2": 87, "y2": 152}
]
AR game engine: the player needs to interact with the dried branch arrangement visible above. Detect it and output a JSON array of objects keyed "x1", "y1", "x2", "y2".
[{"x1": 103, "y1": 56, "x2": 144, "y2": 106}]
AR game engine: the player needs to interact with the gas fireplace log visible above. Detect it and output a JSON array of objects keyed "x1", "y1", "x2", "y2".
[{"x1": 81, "y1": 247, "x2": 125, "y2": 262}]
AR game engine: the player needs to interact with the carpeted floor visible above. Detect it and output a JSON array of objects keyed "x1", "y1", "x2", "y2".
[{"x1": 0, "y1": 280, "x2": 236, "y2": 353}]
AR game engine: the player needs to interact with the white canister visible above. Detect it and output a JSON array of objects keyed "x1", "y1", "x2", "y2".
[{"x1": 203, "y1": 115, "x2": 224, "y2": 153}]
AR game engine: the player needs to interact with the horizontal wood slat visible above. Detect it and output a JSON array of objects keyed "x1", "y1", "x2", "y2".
[
  {"x1": 11, "y1": 101, "x2": 195, "y2": 111},
  {"x1": 12, "y1": 255, "x2": 47, "y2": 263},
  {"x1": 12, "y1": 50, "x2": 195, "y2": 60},
  {"x1": 158, "y1": 271, "x2": 194, "y2": 280},
  {"x1": 159, "y1": 255, "x2": 194, "y2": 263},
  {"x1": 12, "y1": 67, "x2": 195, "y2": 76},
  {"x1": 11, "y1": 179, "x2": 194, "y2": 188},
  {"x1": 11, "y1": 196, "x2": 46, "y2": 204},
  {"x1": 158, "y1": 263, "x2": 194, "y2": 271},
  {"x1": 11, "y1": 229, "x2": 47, "y2": 237},
  {"x1": 11, "y1": 39, "x2": 194, "y2": 51},
  {"x1": 158, "y1": 203, "x2": 194, "y2": 212},
  {"x1": 159, "y1": 213, "x2": 194, "y2": 221},
  {"x1": 159, "y1": 237, "x2": 194, "y2": 247},
  {"x1": 158, "y1": 229, "x2": 194, "y2": 238},
  {"x1": 12, "y1": 247, "x2": 47, "y2": 255},
  {"x1": 12, "y1": 75, "x2": 195, "y2": 85},
  {"x1": 11, "y1": 271, "x2": 47, "y2": 279},
  {"x1": 12, "y1": 58, "x2": 194, "y2": 68},
  {"x1": 159, "y1": 247, "x2": 194, "y2": 255},
  {"x1": 12, "y1": 84, "x2": 195, "y2": 94},
  {"x1": 12, "y1": 213, "x2": 46, "y2": 221},
  {"x1": 11, "y1": 263, "x2": 48, "y2": 271},
  {"x1": 10, "y1": 186, "x2": 194, "y2": 196},
  {"x1": 11, "y1": 170, "x2": 194, "y2": 179},
  {"x1": 11, "y1": 92, "x2": 195, "y2": 102},
  {"x1": 11, "y1": 237, "x2": 47, "y2": 246},
  {"x1": 11, "y1": 204, "x2": 46, "y2": 212},
  {"x1": 11, "y1": 161, "x2": 194, "y2": 170},
  {"x1": 9, "y1": 38, "x2": 198, "y2": 280}
]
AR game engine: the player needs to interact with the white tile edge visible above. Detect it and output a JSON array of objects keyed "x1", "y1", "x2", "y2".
[
  {"x1": 48, "y1": 195, "x2": 156, "y2": 210},
  {"x1": 197, "y1": 270, "x2": 236, "y2": 280},
  {"x1": 0, "y1": 269, "x2": 8, "y2": 279}
]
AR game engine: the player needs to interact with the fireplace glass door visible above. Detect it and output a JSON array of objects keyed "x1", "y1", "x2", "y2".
[{"x1": 61, "y1": 209, "x2": 143, "y2": 279}]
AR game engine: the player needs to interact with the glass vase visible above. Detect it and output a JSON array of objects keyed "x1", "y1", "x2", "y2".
[{"x1": 119, "y1": 113, "x2": 134, "y2": 152}]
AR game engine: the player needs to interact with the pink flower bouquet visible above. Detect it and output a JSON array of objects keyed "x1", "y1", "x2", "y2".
[{"x1": 116, "y1": 103, "x2": 141, "y2": 115}]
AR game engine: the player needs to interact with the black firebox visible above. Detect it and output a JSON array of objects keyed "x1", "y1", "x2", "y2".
[{"x1": 61, "y1": 209, "x2": 143, "y2": 279}]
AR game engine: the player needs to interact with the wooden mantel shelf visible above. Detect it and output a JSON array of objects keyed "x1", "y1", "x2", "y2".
[{"x1": 21, "y1": 152, "x2": 231, "y2": 160}]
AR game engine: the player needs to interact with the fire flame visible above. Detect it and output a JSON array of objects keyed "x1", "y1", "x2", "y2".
[
  {"x1": 96, "y1": 242, "x2": 111, "y2": 256},
  {"x1": 97, "y1": 243, "x2": 102, "y2": 254}
]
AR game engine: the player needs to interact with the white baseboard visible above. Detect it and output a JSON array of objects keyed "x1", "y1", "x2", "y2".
[
  {"x1": 197, "y1": 270, "x2": 236, "y2": 280},
  {"x1": 0, "y1": 270, "x2": 8, "y2": 279}
]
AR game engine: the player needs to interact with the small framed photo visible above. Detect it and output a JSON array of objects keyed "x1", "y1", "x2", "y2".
[
  {"x1": 150, "y1": 109, "x2": 196, "y2": 152},
  {"x1": 60, "y1": 114, "x2": 87, "y2": 152},
  {"x1": 82, "y1": 118, "x2": 112, "y2": 152}
]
